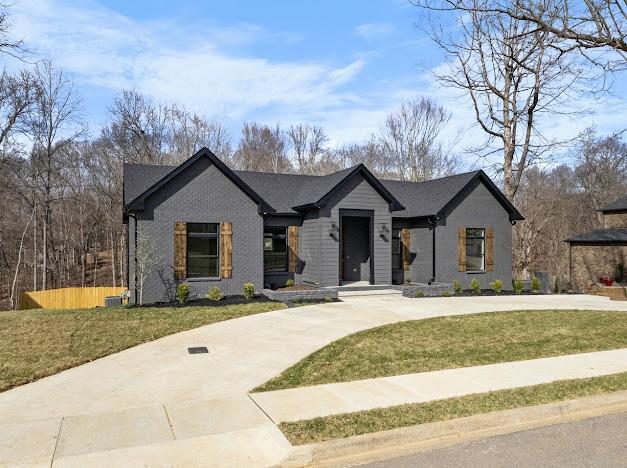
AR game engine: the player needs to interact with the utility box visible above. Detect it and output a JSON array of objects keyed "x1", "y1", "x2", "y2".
[{"x1": 104, "y1": 296, "x2": 123, "y2": 307}]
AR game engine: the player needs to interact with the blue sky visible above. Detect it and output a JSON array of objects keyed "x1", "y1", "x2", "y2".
[{"x1": 8, "y1": 0, "x2": 627, "y2": 162}]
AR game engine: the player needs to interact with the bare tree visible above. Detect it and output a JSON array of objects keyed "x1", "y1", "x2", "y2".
[
  {"x1": 233, "y1": 122, "x2": 291, "y2": 173},
  {"x1": 108, "y1": 90, "x2": 169, "y2": 164},
  {"x1": 286, "y1": 123, "x2": 328, "y2": 174},
  {"x1": 0, "y1": 3, "x2": 27, "y2": 59},
  {"x1": 168, "y1": 106, "x2": 232, "y2": 165},
  {"x1": 427, "y1": 1, "x2": 627, "y2": 71},
  {"x1": 333, "y1": 139, "x2": 392, "y2": 177},
  {"x1": 135, "y1": 232, "x2": 158, "y2": 306},
  {"x1": 29, "y1": 61, "x2": 85, "y2": 289},
  {"x1": 379, "y1": 98, "x2": 456, "y2": 181},
  {"x1": 0, "y1": 70, "x2": 36, "y2": 155},
  {"x1": 575, "y1": 128, "x2": 627, "y2": 223},
  {"x1": 417, "y1": 2, "x2": 582, "y2": 199},
  {"x1": 9, "y1": 206, "x2": 34, "y2": 309}
]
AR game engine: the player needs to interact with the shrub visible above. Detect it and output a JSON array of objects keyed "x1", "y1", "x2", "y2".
[
  {"x1": 243, "y1": 282, "x2": 255, "y2": 300},
  {"x1": 285, "y1": 279, "x2": 295, "y2": 287},
  {"x1": 324, "y1": 296, "x2": 333, "y2": 303},
  {"x1": 414, "y1": 291, "x2": 425, "y2": 298},
  {"x1": 470, "y1": 278, "x2": 481, "y2": 295},
  {"x1": 206, "y1": 286, "x2": 223, "y2": 301},
  {"x1": 176, "y1": 283, "x2": 190, "y2": 304},
  {"x1": 452, "y1": 279, "x2": 462, "y2": 295},
  {"x1": 531, "y1": 276, "x2": 541, "y2": 294},
  {"x1": 513, "y1": 278, "x2": 524, "y2": 295},
  {"x1": 442, "y1": 290, "x2": 451, "y2": 297},
  {"x1": 616, "y1": 262, "x2": 625, "y2": 283},
  {"x1": 490, "y1": 279, "x2": 503, "y2": 294}
]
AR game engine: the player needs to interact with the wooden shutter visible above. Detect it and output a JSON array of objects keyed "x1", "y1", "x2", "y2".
[
  {"x1": 401, "y1": 228, "x2": 411, "y2": 271},
  {"x1": 221, "y1": 222, "x2": 233, "y2": 278},
  {"x1": 174, "y1": 222, "x2": 187, "y2": 280},
  {"x1": 486, "y1": 226, "x2": 494, "y2": 272},
  {"x1": 458, "y1": 227, "x2": 466, "y2": 272},
  {"x1": 288, "y1": 226, "x2": 299, "y2": 273}
]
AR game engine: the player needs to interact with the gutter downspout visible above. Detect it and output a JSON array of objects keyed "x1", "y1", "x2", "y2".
[{"x1": 128, "y1": 213, "x2": 138, "y2": 305}]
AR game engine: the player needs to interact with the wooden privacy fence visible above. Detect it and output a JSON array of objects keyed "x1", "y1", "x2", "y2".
[{"x1": 20, "y1": 287, "x2": 127, "y2": 310}]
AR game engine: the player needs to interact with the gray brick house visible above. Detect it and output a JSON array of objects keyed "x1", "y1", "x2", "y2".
[
  {"x1": 123, "y1": 148, "x2": 524, "y2": 304},
  {"x1": 566, "y1": 197, "x2": 627, "y2": 292}
]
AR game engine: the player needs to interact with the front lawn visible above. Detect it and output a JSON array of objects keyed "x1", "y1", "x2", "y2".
[
  {"x1": 256, "y1": 309, "x2": 627, "y2": 391},
  {"x1": 0, "y1": 302, "x2": 286, "y2": 392},
  {"x1": 281, "y1": 371, "x2": 627, "y2": 445}
]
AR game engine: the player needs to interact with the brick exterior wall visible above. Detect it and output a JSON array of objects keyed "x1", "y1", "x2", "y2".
[
  {"x1": 129, "y1": 158, "x2": 263, "y2": 304},
  {"x1": 603, "y1": 212, "x2": 627, "y2": 228},
  {"x1": 570, "y1": 244, "x2": 627, "y2": 292}
]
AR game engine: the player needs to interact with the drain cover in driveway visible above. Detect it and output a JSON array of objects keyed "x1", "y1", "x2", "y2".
[{"x1": 188, "y1": 346, "x2": 209, "y2": 354}]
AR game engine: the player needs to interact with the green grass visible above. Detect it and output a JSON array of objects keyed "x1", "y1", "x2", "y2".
[
  {"x1": 280, "y1": 371, "x2": 627, "y2": 445},
  {"x1": 0, "y1": 302, "x2": 285, "y2": 392},
  {"x1": 256, "y1": 310, "x2": 627, "y2": 391}
]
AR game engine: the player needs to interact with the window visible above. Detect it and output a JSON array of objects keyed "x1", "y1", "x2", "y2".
[
  {"x1": 391, "y1": 229, "x2": 402, "y2": 270},
  {"x1": 264, "y1": 227, "x2": 288, "y2": 272},
  {"x1": 466, "y1": 228, "x2": 485, "y2": 272},
  {"x1": 187, "y1": 223, "x2": 219, "y2": 278}
]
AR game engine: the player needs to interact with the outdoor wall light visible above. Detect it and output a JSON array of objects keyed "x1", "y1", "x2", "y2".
[
  {"x1": 379, "y1": 223, "x2": 389, "y2": 240},
  {"x1": 329, "y1": 222, "x2": 339, "y2": 239}
]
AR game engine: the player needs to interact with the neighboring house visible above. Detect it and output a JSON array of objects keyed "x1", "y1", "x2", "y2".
[
  {"x1": 566, "y1": 196, "x2": 627, "y2": 292},
  {"x1": 123, "y1": 148, "x2": 524, "y2": 304}
]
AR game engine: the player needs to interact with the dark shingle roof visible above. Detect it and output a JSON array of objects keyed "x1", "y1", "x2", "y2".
[
  {"x1": 381, "y1": 171, "x2": 480, "y2": 218},
  {"x1": 566, "y1": 228, "x2": 627, "y2": 244},
  {"x1": 123, "y1": 156, "x2": 521, "y2": 220},
  {"x1": 123, "y1": 163, "x2": 171, "y2": 205},
  {"x1": 601, "y1": 195, "x2": 627, "y2": 212}
]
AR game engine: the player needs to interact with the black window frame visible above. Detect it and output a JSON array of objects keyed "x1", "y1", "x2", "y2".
[
  {"x1": 466, "y1": 227, "x2": 485, "y2": 272},
  {"x1": 264, "y1": 227, "x2": 288, "y2": 273},
  {"x1": 391, "y1": 228, "x2": 402, "y2": 271},
  {"x1": 186, "y1": 223, "x2": 220, "y2": 279}
]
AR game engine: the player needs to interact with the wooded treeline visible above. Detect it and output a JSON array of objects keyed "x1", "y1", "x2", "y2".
[{"x1": 1, "y1": 1, "x2": 626, "y2": 308}]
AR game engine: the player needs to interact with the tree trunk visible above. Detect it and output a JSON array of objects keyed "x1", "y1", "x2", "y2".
[
  {"x1": 11, "y1": 207, "x2": 36, "y2": 309},
  {"x1": 42, "y1": 206, "x2": 47, "y2": 290}
]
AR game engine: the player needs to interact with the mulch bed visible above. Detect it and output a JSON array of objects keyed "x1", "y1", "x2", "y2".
[{"x1": 136, "y1": 295, "x2": 275, "y2": 308}]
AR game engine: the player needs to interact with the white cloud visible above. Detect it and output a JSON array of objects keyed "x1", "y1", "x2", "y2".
[
  {"x1": 9, "y1": 0, "x2": 365, "y2": 123},
  {"x1": 354, "y1": 23, "x2": 394, "y2": 40}
]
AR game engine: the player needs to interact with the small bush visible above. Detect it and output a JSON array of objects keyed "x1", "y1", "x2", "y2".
[
  {"x1": 324, "y1": 296, "x2": 333, "y2": 303},
  {"x1": 470, "y1": 278, "x2": 481, "y2": 295},
  {"x1": 616, "y1": 262, "x2": 625, "y2": 283},
  {"x1": 513, "y1": 278, "x2": 524, "y2": 294},
  {"x1": 531, "y1": 276, "x2": 541, "y2": 294},
  {"x1": 243, "y1": 282, "x2": 255, "y2": 300},
  {"x1": 206, "y1": 287, "x2": 223, "y2": 301},
  {"x1": 452, "y1": 280, "x2": 462, "y2": 295},
  {"x1": 415, "y1": 291, "x2": 425, "y2": 298},
  {"x1": 490, "y1": 279, "x2": 503, "y2": 294},
  {"x1": 176, "y1": 283, "x2": 190, "y2": 304},
  {"x1": 441, "y1": 290, "x2": 451, "y2": 297},
  {"x1": 285, "y1": 279, "x2": 295, "y2": 287}
]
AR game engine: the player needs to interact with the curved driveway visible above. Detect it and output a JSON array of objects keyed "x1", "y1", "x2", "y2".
[{"x1": 1, "y1": 294, "x2": 626, "y2": 467}]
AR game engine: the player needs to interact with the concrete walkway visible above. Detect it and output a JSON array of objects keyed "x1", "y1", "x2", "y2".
[
  {"x1": 251, "y1": 348, "x2": 627, "y2": 423},
  {"x1": 1, "y1": 294, "x2": 626, "y2": 467}
]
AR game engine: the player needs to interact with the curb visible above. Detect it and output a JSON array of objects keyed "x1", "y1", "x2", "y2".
[{"x1": 276, "y1": 389, "x2": 627, "y2": 467}]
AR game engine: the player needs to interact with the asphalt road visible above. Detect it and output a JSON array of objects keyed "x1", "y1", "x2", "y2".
[{"x1": 361, "y1": 411, "x2": 627, "y2": 468}]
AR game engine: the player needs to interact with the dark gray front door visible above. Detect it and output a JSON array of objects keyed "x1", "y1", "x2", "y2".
[{"x1": 341, "y1": 216, "x2": 371, "y2": 282}]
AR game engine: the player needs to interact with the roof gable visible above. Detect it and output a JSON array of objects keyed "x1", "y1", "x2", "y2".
[
  {"x1": 438, "y1": 171, "x2": 524, "y2": 222},
  {"x1": 292, "y1": 164, "x2": 405, "y2": 212},
  {"x1": 124, "y1": 148, "x2": 274, "y2": 214}
]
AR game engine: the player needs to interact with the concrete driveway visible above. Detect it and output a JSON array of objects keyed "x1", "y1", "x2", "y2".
[{"x1": 1, "y1": 294, "x2": 626, "y2": 467}]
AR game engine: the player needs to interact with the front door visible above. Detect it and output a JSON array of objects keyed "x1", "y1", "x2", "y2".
[{"x1": 341, "y1": 216, "x2": 371, "y2": 283}]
